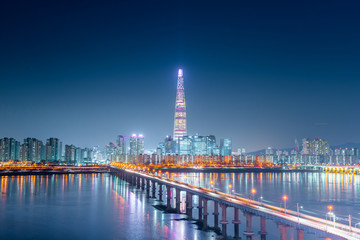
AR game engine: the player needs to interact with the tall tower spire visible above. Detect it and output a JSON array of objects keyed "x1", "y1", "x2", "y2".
[{"x1": 173, "y1": 68, "x2": 187, "y2": 142}]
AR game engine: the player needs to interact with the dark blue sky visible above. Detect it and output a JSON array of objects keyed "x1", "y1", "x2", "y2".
[{"x1": 1, "y1": 0, "x2": 359, "y2": 151}]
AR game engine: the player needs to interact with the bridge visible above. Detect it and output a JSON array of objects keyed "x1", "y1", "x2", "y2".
[{"x1": 111, "y1": 167, "x2": 360, "y2": 240}]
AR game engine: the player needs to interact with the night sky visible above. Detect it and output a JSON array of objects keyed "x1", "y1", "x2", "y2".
[{"x1": 1, "y1": 1, "x2": 360, "y2": 151}]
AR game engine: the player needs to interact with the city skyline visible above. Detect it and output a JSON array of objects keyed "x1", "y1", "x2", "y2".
[
  {"x1": 1, "y1": 1, "x2": 360, "y2": 151},
  {"x1": 2, "y1": 2, "x2": 360, "y2": 240}
]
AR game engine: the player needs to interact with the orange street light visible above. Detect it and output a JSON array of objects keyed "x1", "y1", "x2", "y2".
[
  {"x1": 328, "y1": 205, "x2": 333, "y2": 212},
  {"x1": 283, "y1": 195, "x2": 288, "y2": 213},
  {"x1": 251, "y1": 188, "x2": 256, "y2": 200}
]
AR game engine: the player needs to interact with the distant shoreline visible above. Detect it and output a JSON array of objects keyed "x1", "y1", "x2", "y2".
[
  {"x1": 0, "y1": 168, "x2": 110, "y2": 176},
  {"x1": 152, "y1": 167, "x2": 321, "y2": 173}
]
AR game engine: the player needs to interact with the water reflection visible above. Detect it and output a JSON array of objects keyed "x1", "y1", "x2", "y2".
[
  {"x1": 0, "y1": 174, "x2": 216, "y2": 240},
  {"x1": 1, "y1": 172, "x2": 353, "y2": 239},
  {"x1": 172, "y1": 171, "x2": 360, "y2": 226}
]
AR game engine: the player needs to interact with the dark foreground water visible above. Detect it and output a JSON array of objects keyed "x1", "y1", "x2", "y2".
[{"x1": 0, "y1": 172, "x2": 357, "y2": 239}]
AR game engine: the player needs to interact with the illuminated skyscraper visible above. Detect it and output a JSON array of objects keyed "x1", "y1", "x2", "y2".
[
  {"x1": 173, "y1": 68, "x2": 187, "y2": 142},
  {"x1": 220, "y1": 138, "x2": 232, "y2": 156},
  {"x1": 129, "y1": 134, "x2": 144, "y2": 155},
  {"x1": 0, "y1": 138, "x2": 20, "y2": 161},
  {"x1": 193, "y1": 135, "x2": 207, "y2": 155},
  {"x1": 179, "y1": 136, "x2": 193, "y2": 155},
  {"x1": 45, "y1": 138, "x2": 62, "y2": 161},
  {"x1": 164, "y1": 136, "x2": 176, "y2": 155},
  {"x1": 22, "y1": 138, "x2": 43, "y2": 162},
  {"x1": 137, "y1": 134, "x2": 145, "y2": 155},
  {"x1": 129, "y1": 134, "x2": 137, "y2": 155},
  {"x1": 116, "y1": 135, "x2": 126, "y2": 155}
]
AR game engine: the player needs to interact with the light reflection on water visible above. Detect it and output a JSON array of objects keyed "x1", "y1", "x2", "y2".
[
  {"x1": 0, "y1": 174, "x2": 215, "y2": 240},
  {"x1": 0, "y1": 172, "x2": 355, "y2": 240},
  {"x1": 172, "y1": 171, "x2": 360, "y2": 227}
]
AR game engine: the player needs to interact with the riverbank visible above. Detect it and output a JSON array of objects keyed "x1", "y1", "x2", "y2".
[
  {"x1": 152, "y1": 167, "x2": 321, "y2": 173},
  {"x1": 0, "y1": 167, "x2": 110, "y2": 176}
]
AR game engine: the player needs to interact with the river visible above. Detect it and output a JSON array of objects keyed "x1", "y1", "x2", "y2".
[{"x1": 0, "y1": 172, "x2": 357, "y2": 239}]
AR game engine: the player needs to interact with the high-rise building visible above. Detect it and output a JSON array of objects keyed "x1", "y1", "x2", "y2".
[
  {"x1": 137, "y1": 134, "x2": 145, "y2": 155},
  {"x1": 179, "y1": 136, "x2": 193, "y2": 155},
  {"x1": 129, "y1": 134, "x2": 145, "y2": 155},
  {"x1": 164, "y1": 136, "x2": 176, "y2": 155},
  {"x1": 238, "y1": 148, "x2": 246, "y2": 155},
  {"x1": 116, "y1": 135, "x2": 126, "y2": 155},
  {"x1": 206, "y1": 135, "x2": 216, "y2": 155},
  {"x1": 130, "y1": 135, "x2": 137, "y2": 155},
  {"x1": 193, "y1": 135, "x2": 207, "y2": 155},
  {"x1": 302, "y1": 138, "x2": 310, "y2": 155},
  {"x1": 266, "y1": 147, "x2": 274, "y2": 155},
  {"x1": 81, "y1": 148, "x2": 93, "y2": 164},
  {"x1": 310, "y1": 138, "x2": 330, "y2": 155},
  {"x1": 45, "y1": 138, "x2": 62, "y2": 161},
  {"x1": 157, "y1": 142, "x2": 165, "y2": 155},
  {"x1": 220, "y1": 139, "x2": 232, "y2": 156},
  {"x1": 0, "y1": 138, "x2": 20, "y2": 161},
  {"x1": 65, "y1": 144, "x2": 76, "y2": 164},
  {"x1": 21, "y1": 138, "x2": 43, "y2": 162},
  {"x1": 302, "y1": 137, "x2": 330, "y2": 155},
  {"x1": 105, "y1": 142, "x2": 117, "y2": 161},
  {"x1": 173, "y1": 68, "x2": 187, "y2": 142}
]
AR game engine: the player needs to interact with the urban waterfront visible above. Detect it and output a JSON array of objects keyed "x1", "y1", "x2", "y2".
[{"x1": 1, "y1": 171, "x2": 357, "y2": 239}]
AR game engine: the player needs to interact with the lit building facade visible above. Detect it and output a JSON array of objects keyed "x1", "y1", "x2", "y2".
[
  {"x1": 206, "y1": 135, "x2": 217, "y2": 155},
  {"x1": 116, "y1": 135, "x2": 126, "y2": 155},
  {"x1": 173, "y1": 68, "x2": 187, "y2": 142},
  {"x1": 22, "y1": 138, "x2": 43, "y2": 162},
  {"x1": 193, "y1": 135, "x2": 207, "y2": 155},
  {"x1": 164, "y1": 136, "x2": 176, "y2": 155},
  {"x1": 220, "y1": 138, "x2": 232, "y2": 156},
  {"x1": 302, "y1": 138, "x2": 330, "y2": 156},
  {"x1": 45, "y1": 138, "x2": 62, "y2": 161},
  {"x1": 0, "y1": 138, "x2": 20, "y2": 161},
  {"x1": 179, "y1": 136, "x2": 193, "y2": 155},
  {"x1": 129, "y1": 134, "x2": 145, "y2": 155}
]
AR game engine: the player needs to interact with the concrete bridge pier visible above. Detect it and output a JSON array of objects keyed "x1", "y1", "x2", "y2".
[
  {"x1": 198, "y1": 197, "x2": 203, "y2": 221},
  {"x1": 141, "y1": 178, "x2": 145, "y2": 190},
  {"x1": 145, "y1": 179, "x2": 150, "y2": 196},
  {"x1": 277, "y1": 224, "x2": 290, "y2": 240},
  {"x1": 158, "y1": 184, "x2": 163, "y2": 202},
  {"x1": 186, "y1": 192, "x2": 193, "y2": 219},
  {"x1": 202, "y1": 198, "x2": 209, "y2": 230},
  {"x1": 151, "y1": 181, "x2": 156, "y2": 198},
  {"x1": 220, "y1": 204, "x2": 228, "y2": 238},
  {"x1": 213, "y1": 201, "x2": 220, "y2": 231},
  {"x1": 258, "y1": 216, "x2": 267, "y2": 240},
  {"x1": 232, "y1": 208, "x2": 241, "y2": 239},
  {"x1": 136, "y1": 177, "x2": 140, "y2": 189},
  {"x1": 176, "y1": 188, "x2": 181, "y2": 213},
  {"x1": 297, "y1": 229, "x2": 303, "y2": 240},
  {"x1": 166, "y1": 186, "x2": 172, "y2": 211},
  {"x1": 243, "y1": 212, "x2": 254, "y2": 240}
]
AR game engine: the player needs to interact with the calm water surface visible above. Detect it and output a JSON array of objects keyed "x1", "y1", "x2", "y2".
[
  {"x1": 0, "y1": 172, "x2": 358, "y2": 240},
  {"x1": 0, "y1": 174, "x2": 215, "y2": 240},
  {"x1": 171, "y1": 171, "x2": 360, "y2": 239}
]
